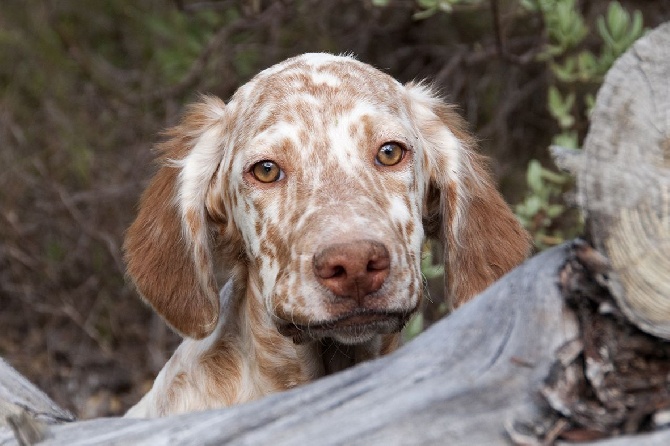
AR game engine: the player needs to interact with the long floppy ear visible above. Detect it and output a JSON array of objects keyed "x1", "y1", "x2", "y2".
[
  {"x1": 124, "y1": 96, "x2": 229, "y2": 339},
  {"x1": 406, "y1": 83, "x2": 531, "y2": 309}
]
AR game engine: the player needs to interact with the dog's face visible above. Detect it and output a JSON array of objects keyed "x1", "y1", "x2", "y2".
[
  {"x1": 124, "y1": 53, "x2": 530, "y2": 342},
  {"x1": 212, "y1": 55, "x2": 428, "y2": 343}
]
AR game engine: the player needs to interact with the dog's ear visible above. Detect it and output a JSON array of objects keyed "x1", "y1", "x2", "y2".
[
  {"x1": 406, "y1": 83, "x2": 531, "y2": 309},
  {"x1": 124, "y1": 96, "x2": 229, "y2": 339}
]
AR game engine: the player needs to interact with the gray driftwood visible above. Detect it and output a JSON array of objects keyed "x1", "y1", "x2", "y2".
[
  {"x1": 1, "y1": 244, "x2": 668, "y2": 445},
  {"x1": 0, "y1": 359, "x2": 74, "y2": 444},
  {"x1": 2, "y1": 21, "x2": 670, "y2": 446},
  {"x1": 1, "y1": 245, "x2": 577, "y2": 445}
]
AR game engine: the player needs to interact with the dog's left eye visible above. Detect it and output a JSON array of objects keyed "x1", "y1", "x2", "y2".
[
  {"x1": 251, "y1": 160, "x2": 283, "y2": 183},
  {"x1": 375, "y1": 142, "x2": 406, "y2": 167}
]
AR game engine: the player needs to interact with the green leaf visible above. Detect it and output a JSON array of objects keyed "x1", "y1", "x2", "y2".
[
  {"x1": 629, "y1": 11, "x2": 644, "y2": 43},
  {"x1": 515, "y1": 208, "x2": 530, "y2": 226},
  {"x1": 538, "y1": 44, "x2": 565, "y2": 61},
  {"x1": 597, "y1": 15, "x2": 616, "y2": 49},
  {"x1": 550, "y1": 0, "x2": 587, "y2": 48},
  {"x1": 436, "y1": 0, "x2": 455, "y2": 13},
  {"x1": 576, "y1": 51, "x2": 598, "y2": 80},
  {"x1": 547, "y1": 86, "x2": 575, "y2": 128},
  {"x1": 403, "y1": 313, "x2": 424, "y2": 340},
  {"x1": 597, "y1": 3, "x2": 644, "y2": 59},
  {"x1": 420, "y1": 242, "x2": 444, "y2": 279},
  {"x1": 552, "y1": 131, "x2": 579, "y2": 149},
  {"x1": 371, "y1": 0, "x2": 391, "y2": 6},
  {"x1": 551, "y1": 58, "x2": 577, "y2": 82},
  {"x1": 540, "y1": 167, "x2": 569, "y2": 185},
  {"x1": 423, "y1": 265, "x2": 445, "y2": 279},
  {"x1": 413, "y1": 7, "x2": 438, "y2": 20},
  {"x1": 561, "y1": 90, "x2": 575, "y2": 110},
  {"x1": 597, "y1": 48, "x2": 616, "y2": 73},
  {"x1": 525, "y1": 195, "x2": 543, "y2": 216},
  {"x1": 585, "y1": 93, "x2": 596, "y2": 116},
  {"x1": 519, "y1": 0, "x2": 539, "y2": 12},
  {"x1": 548, "y1": 85, "x2": 562, "y2": 114},
  {"x1": 546, "y1": 204, "x2": 566, "y2": 218},
  {"x1": 606, "y1": 1, "x2": 629, "y2": 42}
]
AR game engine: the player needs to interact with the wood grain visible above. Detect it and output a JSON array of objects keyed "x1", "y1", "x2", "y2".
[{"x1": 576, "y1": 23, "x2": 670, "y2": 338}]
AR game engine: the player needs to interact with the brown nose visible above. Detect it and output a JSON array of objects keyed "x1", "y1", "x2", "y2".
[{"x1": 313, "y1": 240, "x2": 390, "y2": 302}]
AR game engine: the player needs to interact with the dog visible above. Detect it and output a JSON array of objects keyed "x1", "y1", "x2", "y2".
[{"x1": 123, "y1": 53, "x2": 530, "y2": 417}]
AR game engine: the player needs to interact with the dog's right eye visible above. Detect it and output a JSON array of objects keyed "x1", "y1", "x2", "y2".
[
  {"x1": 251, "y1": 160, "x2": 283, "y2": 183},
  {"x1": 375, "y1": 142, "x2": 406, "y2": 167}
]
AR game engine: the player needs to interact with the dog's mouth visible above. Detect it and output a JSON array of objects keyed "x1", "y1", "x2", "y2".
[{"x1": 277, "y1": 309, "x2": 413, "y2": 344}]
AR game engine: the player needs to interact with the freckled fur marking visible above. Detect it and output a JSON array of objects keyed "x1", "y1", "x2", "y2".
[{"x1": 124, "y1": 53, "x2": 530, "y2": 418}]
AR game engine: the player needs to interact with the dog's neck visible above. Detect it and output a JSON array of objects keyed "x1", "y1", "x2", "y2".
[
  {"x1": 125, "y1": 277, "x2": 401, "y2": 417},
  {"x1": 235, "y1": 275, "x2": 400, "y2": 393},
  {"x1": 235, "y1": 280, "x2": 322, "y2": 393}
]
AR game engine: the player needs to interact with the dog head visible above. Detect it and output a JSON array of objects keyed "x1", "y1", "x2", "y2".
[{"x1": 124, "y1": 53, "x2": 530, "y2": 342}]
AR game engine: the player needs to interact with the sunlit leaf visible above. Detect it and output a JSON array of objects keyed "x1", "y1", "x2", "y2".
[{"x1": 546, "y1": 204, "x2": 566, "y2": 218}]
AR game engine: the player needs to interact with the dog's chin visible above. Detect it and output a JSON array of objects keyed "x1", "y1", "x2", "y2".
[{"x1": 276, "y1": 310, "x2": 411, "y2": 345}]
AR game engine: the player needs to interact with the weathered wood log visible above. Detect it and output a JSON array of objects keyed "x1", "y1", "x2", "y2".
[
  {"x1": 2, "y1": 20, "x2": 669, "y2": 446},
  {"x1": 3, "y1": 245, "x2": 578, "y2": 445},
  {"x1": 530, "y1": 240, "x2": 670, "y2": 442},
  {"x1": 0, "y1": 358, "x2": 74, "y2": 445},
  {"x1": 1, "y1": 243, "x2": 668, "y2": 445},
  {"x1": 552, "y1": 22, "x2": 670, "y2": 339}
]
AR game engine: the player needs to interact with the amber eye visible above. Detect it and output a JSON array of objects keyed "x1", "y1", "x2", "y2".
[
  {"x1": 251, "y1": 160, "x2": 283, "y2": 183},
  {"x1": 375, "y1": 142, "x2": 405, "y2": 167}
]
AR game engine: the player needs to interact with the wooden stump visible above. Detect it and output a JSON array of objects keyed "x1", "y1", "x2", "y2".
[{"x1": 553, "y1": 22, "x2": 670, "y2": 339}]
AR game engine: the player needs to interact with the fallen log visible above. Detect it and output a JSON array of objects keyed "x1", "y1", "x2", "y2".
[
  {"x1": 0, "y1": 245, "x2": 581, "y2": 444},
  {"x1": 1, "y1": 242, "x2": 668, "y2": 445},
  {"x1": 1, "y1": 20, "x2": 669, "y2": 446},
  {"x1": 0, "y1": 359, "x2": 74, "y2": 444}
]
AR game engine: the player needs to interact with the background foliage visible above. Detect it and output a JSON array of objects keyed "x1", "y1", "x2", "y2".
[{"x1": 1, "y1": 0, "x2": 668, "y2": 418}]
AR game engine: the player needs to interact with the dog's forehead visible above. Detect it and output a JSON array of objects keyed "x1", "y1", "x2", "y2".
[
  {"x1": 222, "y1": 54, "x2": 413, "y2": 169},
  {"x1": 230, "y1": 54, "x2": 405, "y2": 123},
  {"x1": 255, "y1": 53, "x2": 399, "y2": 88}
]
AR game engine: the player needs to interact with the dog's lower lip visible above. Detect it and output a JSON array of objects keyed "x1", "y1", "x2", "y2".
[{"x1": 277, "y1": 310, "x2": 409, "y2": 337}]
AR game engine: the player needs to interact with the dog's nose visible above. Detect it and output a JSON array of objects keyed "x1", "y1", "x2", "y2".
[{"x1": 313, "y1": 240, "x2": 390, "y2": 302}]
